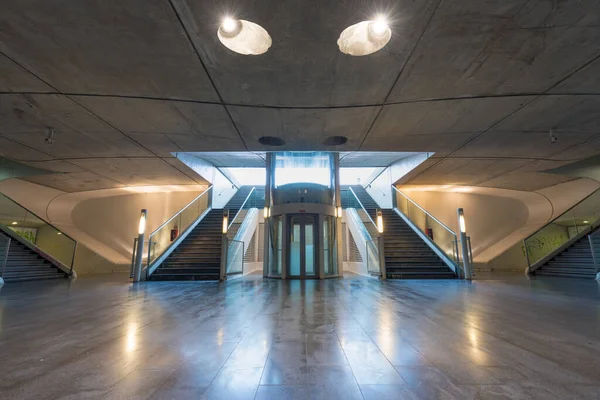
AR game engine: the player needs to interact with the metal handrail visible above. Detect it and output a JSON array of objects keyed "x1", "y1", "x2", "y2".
[
  {"x1": 0, "y1": 193, "x2": 77, "y2": 242},
  {"x1": 391, "y1": 186, "x2": 455, "y2": 235},
  {"x1": 149, "y1": 185, "x2": 213, "y2": 238},
  {"x1": 228, "y1": 187, "x2": 256, "y2": 230},
  {"x1": 348, "y1": 187, "x2": 378, "y2": 230},
  {"x1": 524, "y1": 187, "x2": 600, "y2": 242}
]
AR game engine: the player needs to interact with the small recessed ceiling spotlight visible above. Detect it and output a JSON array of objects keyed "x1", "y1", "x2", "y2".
[
  {"x1": 338, "y1": 15, "x2": 392, "y2": 56},
  {"x1": 218, "y1": 17, "x2": 272, "y2": 55}
]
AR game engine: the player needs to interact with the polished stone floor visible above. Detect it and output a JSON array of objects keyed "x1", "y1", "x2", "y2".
[{"x1": 0, "y1": 273, "x2": 599, "y2": 400}]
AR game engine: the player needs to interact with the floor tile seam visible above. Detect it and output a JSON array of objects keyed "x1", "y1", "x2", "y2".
[{"x1": 332, "y1": 328, "x2": 372, "y2": 400}]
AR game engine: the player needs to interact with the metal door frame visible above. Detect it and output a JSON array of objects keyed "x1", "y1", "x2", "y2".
[{"x1": 286, "y1": 213, "x2": 318, "y2": 279}]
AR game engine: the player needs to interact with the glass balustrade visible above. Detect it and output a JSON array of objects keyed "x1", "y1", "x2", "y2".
[
  {"x1": 147, "y1": 186, "x2": 212, "y2": 267},
  {"x1": 524, "y1": 188, "x2": 600, "y2": 267},
  {"x1": 0, "y1": 193, "x2": 76, "y2": 272},
  {"x1": 366, "y1": 239, "x2": 380, "y2": 276},
  {"x1": 392, "y1": 186, "x2": 459, "y2": 265},
  {"x1": 226, "y1": 240, "x2": 244, "y2": 275}
]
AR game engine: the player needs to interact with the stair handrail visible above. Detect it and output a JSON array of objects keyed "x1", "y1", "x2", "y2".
[
  {"x1": 0, "y1": 193, "x2": 77, "y2": 243},
  {"x1": 145, "y1": 186, "x2": 213, "y2": 277},
  {"x1": 523, "y1": 186, "x2": 600, "y2": 271},
  {"x1": 0, "y1": 192, "x2": 77, "y2": 274},
  {"x1": 348, "y1": 187, "x2": 378, "y2": 230},
  {"x1": 149, "y1": 185, "x2": 213, "y2": 237},
  {"x1": 391, "y1": 186, "x2": 455, "y2": 235},
  {"x1": 228, "y1": 187, "x2": 256, "y2": 230},
  {"x1": 524, "y1": 187, "x2": 600, "y2": 243}
]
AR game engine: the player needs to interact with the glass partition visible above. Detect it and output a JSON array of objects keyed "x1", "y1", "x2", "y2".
[
  {"x1": 393, "y1": 187, "x2": 459, "y2": 264},
  {"x1": 147, "y1": 186, "x2": 212, "y2": 267},
  {"x1": 525, "y1": 188, "x2": 600, "y2": 267},
  {"x1": 366, "y1": 239, "x2": 381, "y2": 276},
  {"x1": 0, "y1": 193, "x2": 76, "y2": 271},
  {"x1": 227, "y1": 240, "x2": 244, "y2": 275}
]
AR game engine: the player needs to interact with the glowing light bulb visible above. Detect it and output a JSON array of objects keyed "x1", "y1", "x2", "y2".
[
  {"x1": 371, "y1": 17, "x2": 389, "y2": 36},
  {"x1": 221, "y1": 17, "x2": 238, "y2": 34}
]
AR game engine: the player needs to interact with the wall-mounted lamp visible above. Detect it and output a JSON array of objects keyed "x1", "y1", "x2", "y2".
[
  {"x1": 457, "y1": 208, "x2": 472, "y2": 280},
  {"x1": 336, "y1": 206, "x2": 343, "y2": 219},
  {"x1": 376, "y1": 210, "x2": 384, "y2": 233},
  {"x1": 133, "y1": 209, "x2": 148, "y2": 283},
  {"x1": 222, "y1": 210, "x2": 229, "y2": 234},
  {"x1": 458, "y1": 210, "x2": 466, "y2": 233},
  {"x1": 138, "y1": 209, "x2": 147, "y2": 235}
]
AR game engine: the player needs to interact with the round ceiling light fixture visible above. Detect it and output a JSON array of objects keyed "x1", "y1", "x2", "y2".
[
  {"x1": 218, "y1": 17, "x2": 272, "y2": 55},
  {"x1": 337, "y1": 15, "x2": 392, "y2": 56},
  {"x1": 258, "y1": 136, "x2": 286, "y2": 146}
]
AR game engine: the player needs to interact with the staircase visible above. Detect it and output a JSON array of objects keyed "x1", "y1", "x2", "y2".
[
  {"x1": 342, "y1": 186, "x2": 455, "y2": 279},
  {"x1": 150, "y1": 186, "x2": 263, "y2": 281},
  {"x1": 534, "y1": 233, "x2": 600, "y2": 279},
  {"x1": 150, "y1": 209, "x2": 223, "y2": 281},
  {"x1": 1, "y1": 232, "x2": 67, "y2": 282},
  {"x1": 381, "y1": 209, "x2": 455, "y2": 279}
]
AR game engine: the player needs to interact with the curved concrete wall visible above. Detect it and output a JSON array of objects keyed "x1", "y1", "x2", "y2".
[
  {"x1": 400, "y1": 178, "x2": 600, "y2": 269},
  {"x1": 0, "y1": 178, "x2": 207, "y2": 273}
]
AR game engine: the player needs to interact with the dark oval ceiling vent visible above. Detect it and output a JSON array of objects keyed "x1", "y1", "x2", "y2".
[
  {"x1": 322, "y1": 136, "x2": 348, "y2": 146},
  {"x1": 258, "y1": 136, "x2": 286, "y2": 146}
]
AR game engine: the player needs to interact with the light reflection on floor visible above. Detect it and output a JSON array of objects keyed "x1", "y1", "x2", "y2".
[{"x1": 0, "y1": 272, "x2": 599, "y2": 399}]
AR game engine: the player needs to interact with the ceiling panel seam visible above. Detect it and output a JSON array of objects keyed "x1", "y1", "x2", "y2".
[
  {"x1": 2, "y1": 90, "x2": 599, "y2": 110},
  {"x1": 357, "y1": 0, "x2": 444, "y2": 151},
  {"x1": 0, "y1": 50, "x2": 185, "y2": 185},
  {"x1": 167, "y1": 0, "x2": 248, "y2": 151}
]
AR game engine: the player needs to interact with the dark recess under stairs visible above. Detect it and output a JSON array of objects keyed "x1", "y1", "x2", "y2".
[
  {"x1": 150, "y1": 186, "x2": 261, "y2": 281},
  {"x1": 0, "y1": 231, "x2": 68, "y2": 283},
  {"x1": 343, "y1": 185, "x2": 455, "y2": 279},
  {"x1": 534, "y1": 232, "x2": 600, "y2": 279}
]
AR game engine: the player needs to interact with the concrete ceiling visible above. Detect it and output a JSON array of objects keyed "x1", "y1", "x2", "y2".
[{"x1": 0, "y1": 0, "x2": 599, "y2": 193}]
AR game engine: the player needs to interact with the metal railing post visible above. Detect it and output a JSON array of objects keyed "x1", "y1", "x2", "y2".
[
  {"x1": 523, "y1": 239, "x2": 531, "y2": 274},
  {"x1": 69, "y1": 242, "x2": 78, "y2": 276},
  {"x1": 1, "y1": 237, "x2": 11, "y2": 279},
  {"x1": 130, "y1": 237, "x2": 138, "y2": 278},
  {"x1": 377, "y1": 234, "x2": 386, "y2": 279}
]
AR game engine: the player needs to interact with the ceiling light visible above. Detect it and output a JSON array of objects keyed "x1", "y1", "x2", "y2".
[
  {"x1": 338, "y1": 17, "x2": 392, "y2": 56},
  {"x1": 584, "y1": 220, "x2": 590, "y2": 224},
  {"x1": 11, "y1": 221, "x2": 17, "y2": 225},
  {"x1": 218, "y1": 18, "x2": 272, "y2": 55},
  {"x1": 221, "y1": 17, "x2": 240, "y2": 34},
  {"x1": 370, "y1": 16, "x2": 389, "y2": 36}
]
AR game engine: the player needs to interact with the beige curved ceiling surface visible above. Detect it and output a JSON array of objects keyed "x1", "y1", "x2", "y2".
[{"x1": 0, "y1": 0, "x2": 598, "y2": 193}]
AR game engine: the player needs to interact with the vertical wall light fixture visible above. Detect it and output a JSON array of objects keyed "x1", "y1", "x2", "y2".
[{"x1": 376, "y1": 210, "x2": 384, "y2": 233}]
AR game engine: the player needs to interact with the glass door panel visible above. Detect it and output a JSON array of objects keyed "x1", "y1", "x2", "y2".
[
  {"x1": 305, "y1": 216, "x2": 315, "y2": 276},
  {"x1": 289, "y1": 216, "x2": 302, "y2": 277}
]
